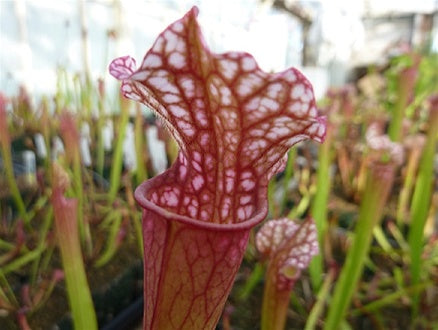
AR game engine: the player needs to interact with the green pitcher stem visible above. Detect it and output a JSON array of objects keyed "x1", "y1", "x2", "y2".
[
  {"x1": 108, "y1": 97, "x2": 130, "y2": 204},
  {"x1": 408, "y1": 103, "x2": 438, "y2": 316},
  {"x1": 52, "y1": 178, "x2": 97, "y2": 330},
  {"x1": 324, "y1": 163, "x2": 395, "y2": 329},
  {"x1": 310, "y1": 127, "x2": 333, "y2": 290},
  {"x1": 261, "y1": 263, "x2": 292, "y2": 330}
]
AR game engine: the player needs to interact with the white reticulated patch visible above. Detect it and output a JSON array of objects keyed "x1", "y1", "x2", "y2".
[
  {"x1": 299, "y1": 244, "x2": 310, "y2": 254},
  {"x1": 173, "y1": 21, "x2": 184, "y2": 32},
  {"x1": 256, "y1": 233, "x2": 269, "y2": 254},
  {"x1": 131, "y1": 71, "x2": 148, "y2": 81},
  {"x1": 317, "y1": 123, "x2": 326, "y2": 139},
  {"x1": 245, "y1": 96, "x2": 261, "y2": 111},
  {"x1": 175, "y1": 39, "x2": 186, "y2": 53},
  {"x1": 284, "y1": 119, "x2": 299, "y2": 131},
  {"x1": 179, "y1": 164, "x2": 187, "y2": 180},
  {"x1": 267, "y1": 83, "x2": 283, "y2": 99},
  {"x1": 179, "y1": 152, "x2": 187, "y2": 165},
  {"x1": 200, "y1": 210, "x2": 208, "y2": 220},
  {"x1": 191, "y1": 159, "x2": 202, "y2": 172},
  {"x1": 220, "y1": 59, "x2": 238, "y2": 80},
  {"x1": 224, "y1": 131, "x2": 238, "y2": 145},
  {"x1": 241, "y1": 170, "x2": 252, "y2": 179},
  {"x1": 237, "y1": 207, "x2": 246, "y2": 221},
  {"x1": 260, "y1": 97, "x2": 279, "y2": 112},
  {"x1": 242, "y1": 140, "x2": 263, "y2": 155},
  {"x1": 168, "y1": 52, "x2": 186, "y2": 69},
  {"x1": 273, "y1": 224, "x2": 285, "y2": 246},
  {"x1": 274, "y1": 116, "x2": 291, "y2": 126},
  {"x1": 242, "y1": 56, "x2": 256, "y2": 71},
  {"x1": 162, "y1": 188, "x2": 179, "y2": 207},
  {"x1": 177, "y1": 121, "x2": 195, "y2": 137},
  {"x1": 179, "y1": 77, "x2": 195, "y2": 97},
  {"x1": 195, "y1": 110, "x2": 208, "y2": 127},
  {"x1": 266, "y1": 126, "x2": 289, "y2": 140},
  {"x1": 305, "y1": 124, "x2": 317, "y2": 137},
  {"x1": 220, "y1": 86, "x2": 232, "y2": 105},
  {"x1": 142, "y1": 54, "x2": 162, "y2": 69},
  {"x1": 299, "y1": 102, "x2": 308, "y2": 114},
  {"x1": 241, "y1": 178, "x2": 255, "y2": 191},
  {"x1": 218, "y1": 107, "x2": 237, "y2": 129},
  {"x1": 152, "y1": 36, "x2": 164, "y2": 53},
  {"x1": 249, "y1": 128, "x2": 266, "y2": 137},
  {"x1": 301, "y1": 88, "x2": 313, "y2": 103},
  {"x1": 228, "y1": 52, "x2": 240, "y2": 59},
  {"x1": 200, "y1": 132, "x2": 210, "y2": 147},
  {"x1": 188, "y1": 205, "x2": 197, "y2": 218},
  {"x1": 292, "y1": 83, "x2": 305, "y2": 99},
  {"x1": 155, "y1": 70, "x2": 168, "y2": 77},
  {"x1": 221, "y1": 198, "x2": 231, "y2": 219},
  {"x1": 267, "y1": 149, "x2": 280, "y2": 164},
  {"x1": 162, "y1": 94, "x2": 181, "y2": 103},
  {"x1": 148, "y1": 76, "x2": 178, "y2": 94},
  {"x1": 191, "y1": 197, "x2": 199, "y2": 208},
  {"x1": 289, "y1": 101, "x2": 305, "y2": 117},
  {"x1": 164, "y1": 30, "x2": 178, "y2": 53},
  {"x1": 229, "y1": 110, "x2": 237, "y2": 120},
  {"x1": 150, "y1": 192, "x2": 158, "y2": 203},
  {"x1": 203, "y1": 162, "x2": 213, "y2": 179},
  {"x1": 244, "y1": 205, "x2": 254, "y2": 218},
  {"x1": 194, "y1": 98, "x2": 205, "y2": 109},
  {"x1": 239, "y1": 195, "x2": 252, "y2": 205},
  {"x1": 237, "y1": 83, "x2": 252, "y2": 97},
  {"x1": 225, "y1": 177, "x2": 234, "y2": 193},
  {"x1": 169, "y1": 104, "x2": 188, "y2": 118},
  {"x1": 202, "y1": 193, "x2": 210, "y2": 202},
  {"x1": 237, "y1": 73, "x2": 262, "y2": 97},
  {"x1": 209, "y1": 83, "x2": 219, "y2": 98},
  {"x1": 283, "y1": 70, "x2": 297, "y2": 82},
  {"x1": 121, "y1": 83, "x2": 132, "y2": 93},
  {"x1": 226, "y1": 168, "x2": 236, "y2": 178},
  {"x1": 193, "y1": 151, "x2": 202, "y2": 163}
]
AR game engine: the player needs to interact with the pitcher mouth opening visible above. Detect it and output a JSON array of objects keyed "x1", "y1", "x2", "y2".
[{"x1": 134, "y1": 175, "x2": 268, "y2": 232}]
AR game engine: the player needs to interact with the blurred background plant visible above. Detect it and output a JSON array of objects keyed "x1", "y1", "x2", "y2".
[
  {"x1": 1, "y1": 1, "x2": 437, "y2": 329},
  {"x1": 0, "y1": 72, "x2": 153, "y2": 329}
]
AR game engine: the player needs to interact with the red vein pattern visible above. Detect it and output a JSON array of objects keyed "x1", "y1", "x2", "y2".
[{"x1": 110, "y1": 6, "x2": 326, "y2": 330}]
